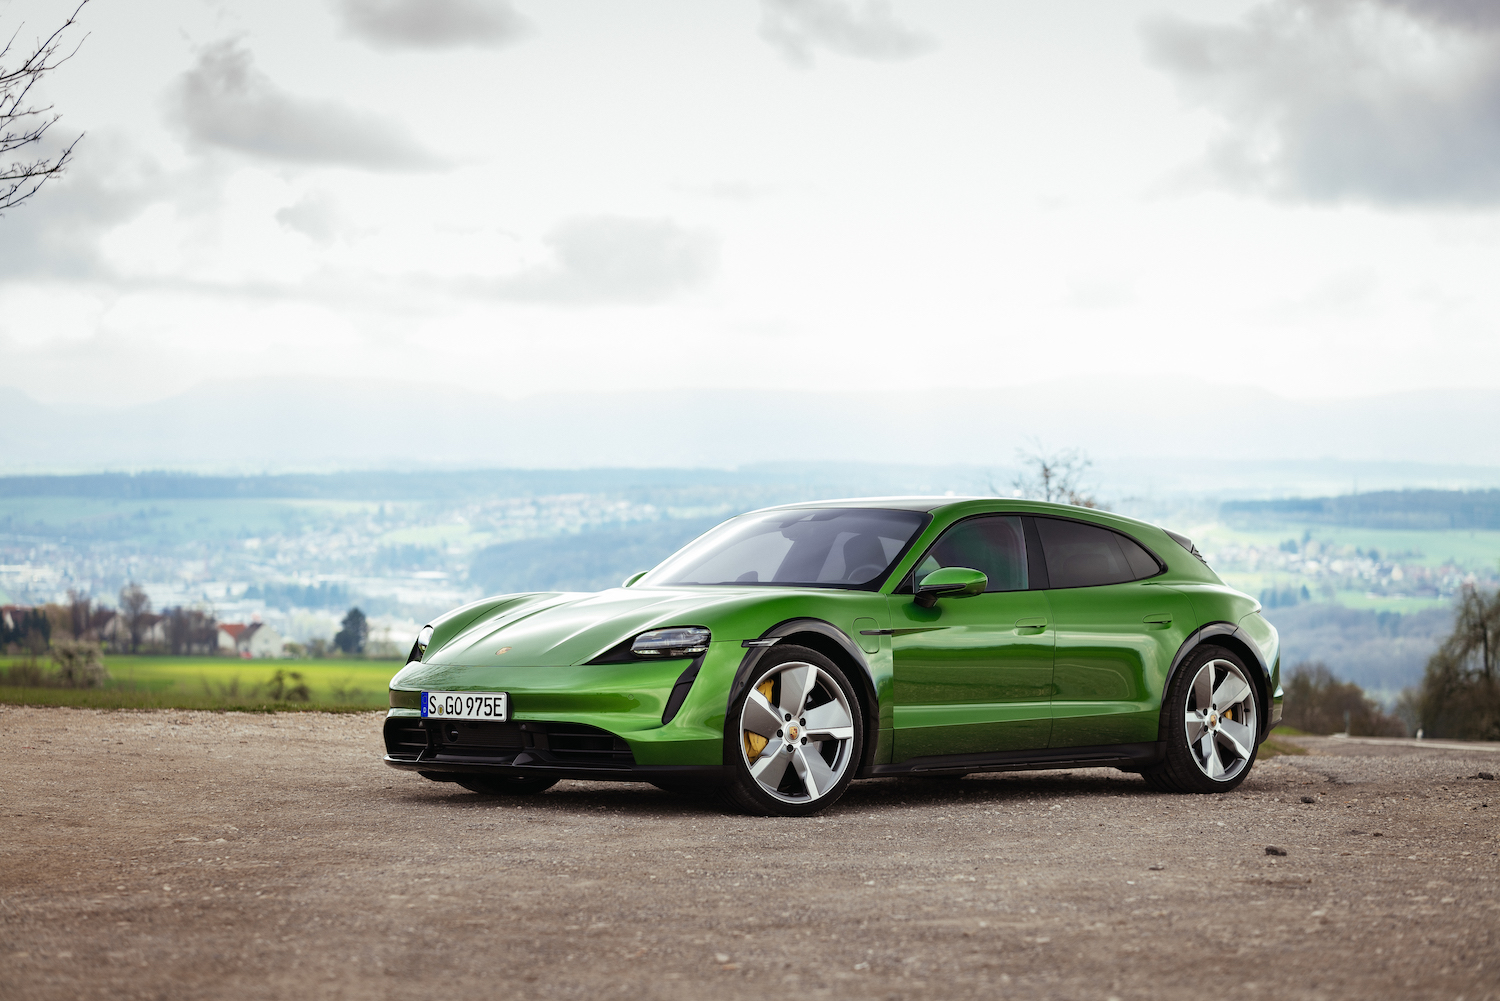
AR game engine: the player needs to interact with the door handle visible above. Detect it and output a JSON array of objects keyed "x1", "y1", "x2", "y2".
[
  {"x1": 1143, "y1": 613, "x2": 1172, "y2": 626},
  {"x1": 1014, "y1": 617, "x2": 1047, "y2": 634}
]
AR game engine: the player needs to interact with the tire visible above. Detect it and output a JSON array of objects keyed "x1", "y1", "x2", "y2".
[
  {"x1": 454, "y1": 774, "x2": 558, "y2": 796},
  {"x1": 720, "y1": 645, "x2": 864, "y2": 817},
  {"x1": 1142, "y1": 645, "x2": 1262, "y2": 794}
]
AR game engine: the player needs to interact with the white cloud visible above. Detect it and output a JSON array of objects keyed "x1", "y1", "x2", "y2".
[
  {"x1": 481, "y1": 216, "x2": 720, "y2": 305},
  {"x1": 1144, "y1": 0, "x2": 1500, "y2": 204},
  {"x1": 169, "y1": 39, "x2": 446, "y2": 170},
  {"x1": 275, "y1": 191, "x2": 349, "y2": 243},
  {"x1": 0, "y1": 135, "x2": 166, "y2": 282},
  {"x1": 334, "y1": 0, "x2": 530, "y2": 51},
  {"x1": 759, "y1": 0, "x2": 934, "y2": 66}
]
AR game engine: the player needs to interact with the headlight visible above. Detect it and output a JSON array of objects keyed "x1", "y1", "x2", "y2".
[
  {"x1": 409, "y1": 624, "x2": 434, "y2": 663},
  {"x1": 631, "y1": 627, "x2": 710, "y2": 657}
]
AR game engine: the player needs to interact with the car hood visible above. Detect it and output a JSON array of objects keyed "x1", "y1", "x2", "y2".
[{"x1": 423, "y1": 586, "x2": 795, "y2": 668}]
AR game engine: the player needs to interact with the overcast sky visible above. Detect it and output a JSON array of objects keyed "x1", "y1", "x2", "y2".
[{"x1": 4, "y1": 0, "x2": 1500, "y2": 410}]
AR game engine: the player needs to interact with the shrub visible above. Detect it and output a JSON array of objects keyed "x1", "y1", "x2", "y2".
[{"x1": 50, "y1": 640, "x2": 109, "y2": 688}]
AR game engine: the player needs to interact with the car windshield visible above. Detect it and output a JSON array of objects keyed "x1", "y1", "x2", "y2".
[{"x1": 641, "y1": 508, "x2": 928, "y2": 588}]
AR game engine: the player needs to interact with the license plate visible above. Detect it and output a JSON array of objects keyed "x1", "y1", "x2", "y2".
[{"x1": 421, "y1": 691, "x2": 510, "y2": 721}]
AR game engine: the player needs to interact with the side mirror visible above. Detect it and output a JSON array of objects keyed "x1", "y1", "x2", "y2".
[
  {"x1": 622, "y1": 571, "x2": 648, "y2": 588},
  {"x1": 915, "y1": 567, "x2": 987, "y2": 608}
]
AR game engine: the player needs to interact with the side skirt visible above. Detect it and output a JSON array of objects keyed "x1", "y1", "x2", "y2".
[
  {"x1": 858, "y1": 741, "x2": 1165, "y2": 779},
  {"x1": 385, "y1": 756, "x2": 730, "y2": 784}
]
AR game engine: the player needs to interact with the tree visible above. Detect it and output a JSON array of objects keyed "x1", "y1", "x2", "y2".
[
  {"x1": 333, "y1": 607, "x2": 368, "y2": 655},
  {"x1": 1008, "y1": 443, "x2": 1101, "y2": 508},
  {"x1": 1412, "y1": 586, "x2": 1500, "y2": 740},
  {"x1": 66, "y1": 588, "x2": 92, "y2": 639},
  {"x1": 119, "y1": 582, "x2": 151, "y2": 654},
  {"x1": 1, "y1": 1, "x2": 89, "y2": 215},
  {"x1": 1282, "y1": 662, "x2": 1405, "y2": 736},
  {"x1": 167, "y1": 606, "x2": 218, "y2": 655}
]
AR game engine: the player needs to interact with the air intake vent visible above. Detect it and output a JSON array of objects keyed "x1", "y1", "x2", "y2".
[{"x1": 384, "y1": 718, "x2": 430, "y2": 760}]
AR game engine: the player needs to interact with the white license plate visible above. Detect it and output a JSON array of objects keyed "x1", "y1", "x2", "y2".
[{"x1": 421, "y1": 691, "x2": 510, "y2": 721}]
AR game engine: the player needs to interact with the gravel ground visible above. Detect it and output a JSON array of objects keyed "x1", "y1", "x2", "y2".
[{"x1": 2, "y1": 706, "x2": 1498, "y2": 1001}]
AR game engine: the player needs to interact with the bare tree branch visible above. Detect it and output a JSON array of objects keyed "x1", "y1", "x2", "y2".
[
  {"x1": 1, "y1": 0, "x2": 90, "y2": 215},
  {"x1": 1008, "y1": 441, "x2": 1102, "y2": 509}
]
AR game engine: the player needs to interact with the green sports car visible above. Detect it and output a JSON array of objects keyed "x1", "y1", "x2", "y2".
[{"x1": 385, "y1": 498, "x2": 1283, "y2": 815}]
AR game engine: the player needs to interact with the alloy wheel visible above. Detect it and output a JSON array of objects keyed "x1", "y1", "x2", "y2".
[
  {"x1": 1183, "y1": 658, "x2": 1258, "y2": 782},
  {"x1": 738, "y1": 660, "x2": 856, "y2": 804}
]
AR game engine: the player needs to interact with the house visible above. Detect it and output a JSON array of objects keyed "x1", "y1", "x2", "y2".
[
  {"x1": 217, "y1": 623, "x2": 247, "y2": 653},
  {"x1": 218, "y1": 621, "x2": 285, "y2": 658}
]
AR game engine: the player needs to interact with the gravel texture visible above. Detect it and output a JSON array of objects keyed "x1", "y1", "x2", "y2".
[{"x1": 2, "y1": 706, "x2": 1498, "y2": 1000}]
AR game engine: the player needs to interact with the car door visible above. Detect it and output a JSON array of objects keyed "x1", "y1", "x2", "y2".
[
  {"x1": 1031, "y1": 516, "x2": 1197, "y2": 749},
  {"x1": 890, "y1": 515, "x2": 1055, "y2": 759}
]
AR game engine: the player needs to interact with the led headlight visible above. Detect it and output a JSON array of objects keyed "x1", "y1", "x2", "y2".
[
  {"x1": 631, "y1": 626, "x2": 710, "y2": 657},
  {"x1": 408, "y1": 624, "x2": 434, "y2": 664}
]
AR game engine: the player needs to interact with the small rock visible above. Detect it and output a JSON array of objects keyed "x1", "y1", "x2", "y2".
[
  {"x1": 1473, "y1": 772, "x2": 1495, "y2": 781},
  {"x1": 1300, "y1": 796, "x2": 1316, "y2": 804},
  {"x1": 714, "y1": 953, "x2": 730, "y2": 964},
  {"x1": 1265, "y1": 846, "x2": 1288, "y2": 857},
  {"x1": 1372, "y1": 832, "x2": 1383, "y2": 837},
  {"x1": 1147, "y1": 863, "x2": 1165, "y2": 871}
]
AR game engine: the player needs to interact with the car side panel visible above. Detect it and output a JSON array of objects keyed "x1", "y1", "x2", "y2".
[{"x1": 1046, "y1": 582, "x2": 1198, "y2": 748}]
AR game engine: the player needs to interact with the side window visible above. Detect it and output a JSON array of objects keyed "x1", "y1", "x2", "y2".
[
  {"x1": 912, "y1": 516, "x2": 1029, "y2": 592},
  {"x1": 1116, "y1": 533, "x2": 1163, "y2": 579},
  {"x1": 1035, "y1": 517, "x2": 1142, "y2": 588}
]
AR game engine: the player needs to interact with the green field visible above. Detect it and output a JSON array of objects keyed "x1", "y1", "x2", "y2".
[{"x1": 0, "y1": 655, "x2": 402, "y2": 711}]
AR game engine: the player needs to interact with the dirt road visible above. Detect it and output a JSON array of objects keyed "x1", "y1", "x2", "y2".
[{"x1": 2, "y1": 706, "x2": 1497, "y2": 1000}]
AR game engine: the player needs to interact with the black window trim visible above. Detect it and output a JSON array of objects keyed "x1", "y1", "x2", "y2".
[{"x1": 1027, "y1": 513, "x2": 1168, "y2": 590}]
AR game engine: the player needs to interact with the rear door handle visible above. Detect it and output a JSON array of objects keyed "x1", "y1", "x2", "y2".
[
  {"x1": 1014, "y1": 617, "x2": 1047, "y2": 634},
  {"x1": 1143, "y1": 613, "x2": 1172, "y2": 626}
]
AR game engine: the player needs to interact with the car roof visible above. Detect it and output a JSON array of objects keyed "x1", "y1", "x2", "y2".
[{"x1": 747, "y1": 496, "x2": 1166, "y2": 535}]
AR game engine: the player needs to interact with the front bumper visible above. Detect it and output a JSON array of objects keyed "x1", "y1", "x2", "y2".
[{"x1": 382, "y1": 715, "x2": 728, "y2": 784}]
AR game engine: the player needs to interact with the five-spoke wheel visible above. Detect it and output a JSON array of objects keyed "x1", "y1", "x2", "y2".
[
  {"x1": 1144, "y1": 645, "x2": 1262, "y2": 793},
  {"x1": 723, "y1": 645, "x2": 863, "y2": 816},
  {"x1": 1183, "y1": 657, "x2": 1259, "y2": 783}
]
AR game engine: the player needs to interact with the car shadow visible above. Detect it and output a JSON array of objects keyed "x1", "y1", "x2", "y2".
[{"x1": 385, "y1": 766, "x2": 1166, "y2": 817}]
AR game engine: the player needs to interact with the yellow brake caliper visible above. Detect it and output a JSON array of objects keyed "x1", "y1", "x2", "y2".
[{"x1": 744, "y1": 679, "x2": 775, "y2": 761}]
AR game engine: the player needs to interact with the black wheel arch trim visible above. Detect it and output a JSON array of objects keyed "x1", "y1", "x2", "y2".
[
  {"x1": 727, "y1": 617, "x2": 880, "y2": 770},
  {"x1": 1164, "y1": 623, "x2": 1273, "y2": 741}
]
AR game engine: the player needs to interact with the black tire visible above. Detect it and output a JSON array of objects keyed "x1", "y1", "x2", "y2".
[
  {"x1": 1142, "y1": 645, "x2": 1262, "y2": 794},
  {"x1": 454, "y1": 774, "x2": 558, "y2": 796},
  {"x1": 720, "y1": 644, "x2": 864, "y2": 817}
]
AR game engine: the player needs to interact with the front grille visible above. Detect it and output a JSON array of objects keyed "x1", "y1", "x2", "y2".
[
  {"x1": 383, "y1": 717, "x2": 634, "y2": 768},
  {"x1": 433, "y1": 719, "x2": 526, "y2": 752}
]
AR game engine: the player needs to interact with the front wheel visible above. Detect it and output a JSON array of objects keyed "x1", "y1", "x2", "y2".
[
  {"x1": 1142, "y1": 646, "x2": 1261, "y2": 794},
  {"x1": 721, "y1": 645, "x2": 864, "y2": 817}
]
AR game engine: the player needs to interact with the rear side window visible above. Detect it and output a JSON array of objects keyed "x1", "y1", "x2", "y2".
[
  {"x1": 911, "y1": 515, "x2": 1029, "y2": 592},
  {"x1": 1034, "y1": 517, "x2": 1158, "y2": 588},
  {"x1": 1117, "y1": 534, "x2": 1163, "y2": 579}
]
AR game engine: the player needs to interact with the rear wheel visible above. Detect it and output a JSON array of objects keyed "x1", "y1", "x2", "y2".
[
  {"x1": 1143, "y1": 645, "x2": 1261, "y2": 794},
  {"x1": 721, "y1": 645, "x2": 863, "y2": 817},
  {"x1": 454, "y1": 774, "x2": 558, "y2": 796}
]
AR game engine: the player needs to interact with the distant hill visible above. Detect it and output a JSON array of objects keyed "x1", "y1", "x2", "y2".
[
  {"x1": 468, "y1": 517, "x2": 725, "y2": 595},
  {"x1": 1264, "y1": 602, "x2": 1453, "y2": 701},
  {"x1": 1223, "y1": 489, "x2": 1500, "y2": 530},
  {"x1": 6, "y1": 379, "x2": 1500, "y2": 472}
]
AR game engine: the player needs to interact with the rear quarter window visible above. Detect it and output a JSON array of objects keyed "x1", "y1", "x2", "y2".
[{"x1": 1034, "y1": 517, "x2": 1159, "y2": 588}]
